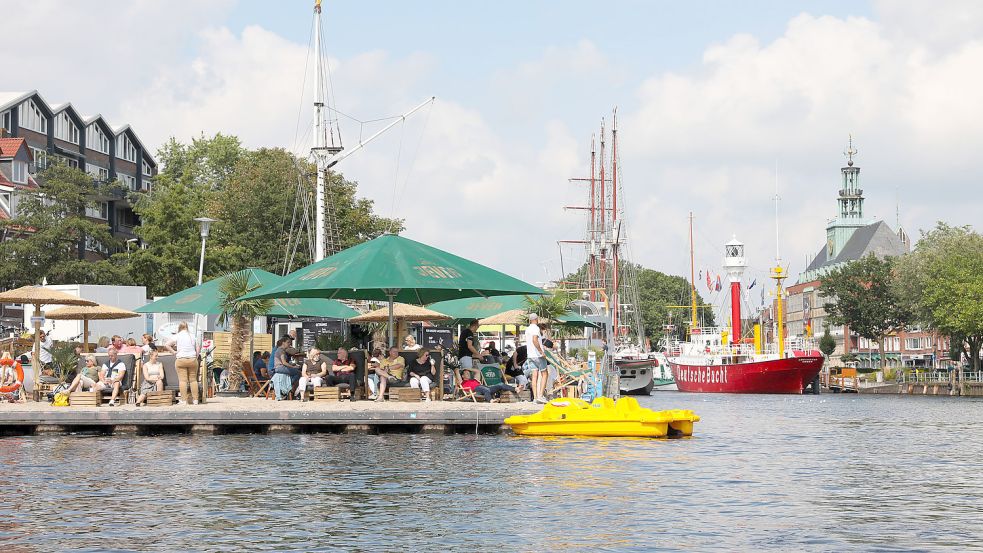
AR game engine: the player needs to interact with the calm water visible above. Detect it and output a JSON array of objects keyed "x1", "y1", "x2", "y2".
[{"x1": 1, "y1": 393, "x2": 982, "y2": 552}]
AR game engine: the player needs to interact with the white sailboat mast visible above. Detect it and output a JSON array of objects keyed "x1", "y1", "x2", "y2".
[{"x1": 312, "y1": 0, "x2": 342, "y2": 262}]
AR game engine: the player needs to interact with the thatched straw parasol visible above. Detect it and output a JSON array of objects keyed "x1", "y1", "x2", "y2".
[
  {"x1": 45, "y1": 304, "x2": 141, "y2": 353},
  {"x1": 0, "y1": 286, "x2": 97, "y2": 399},
  {"x1": 350, "y1": 303, "x2": 451, "y2": 323},
  {"x1": 478, "y1": 309, "x2": 529, "y2": 326}
]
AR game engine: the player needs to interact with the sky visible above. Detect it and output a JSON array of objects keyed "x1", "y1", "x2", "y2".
[{"x1": 6, "y1": 0, "x2": 983, "y2": 299}]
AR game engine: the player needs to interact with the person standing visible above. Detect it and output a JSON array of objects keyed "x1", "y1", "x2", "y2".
[
  {"x1": 457, "y1": 319, "x2": 481, "y2": 389},
  {"x1": 167, "y1": 322, "x2": 200, "y2": 405},
  {"x1": 525, "y1": 313, "x2": 548, "y2": 403},
  {"x1": 37, "y1": 330, "x2": 53, "y2": 368}
]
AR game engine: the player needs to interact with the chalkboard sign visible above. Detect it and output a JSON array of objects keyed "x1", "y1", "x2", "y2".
[
  {"x1": 301, "y1": 320, "x2": 344, "y2": 351},
  {"x1": 422, "y1": 327, "x2": 454, "y2": 350}
]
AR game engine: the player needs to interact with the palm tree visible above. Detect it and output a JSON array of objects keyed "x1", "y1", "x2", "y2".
[{"x1": 218, "y1": 270, "x2": 273, "y2": 392}]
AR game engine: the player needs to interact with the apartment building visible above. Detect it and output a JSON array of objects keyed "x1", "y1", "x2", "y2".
[{"x1": 0, "y1": 90, "x2": 157, "y2": 254}]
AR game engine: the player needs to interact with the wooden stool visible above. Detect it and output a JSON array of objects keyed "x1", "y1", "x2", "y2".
[
  {"x1": 70, "y1": 392, "x2": 101, "y2": 406},
  {"x1": 395, "y1": 387, "x2": 422, "y2": 402},
  {"x1": 314, "y1": 386, "x2": 341, "y2": 402},
  {"x1": 145, "y1": 390, "x2": 175, "y2": 406}
]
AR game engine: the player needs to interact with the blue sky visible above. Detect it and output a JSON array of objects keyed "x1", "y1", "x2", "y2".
[{"x1": 6, "y1": 0, "x2": 983, "y2": 307}]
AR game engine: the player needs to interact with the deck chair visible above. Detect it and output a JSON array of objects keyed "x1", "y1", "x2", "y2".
[
  {"x1": 242, "y1": 361, "x2": 264, "y2": 397},
  {"x1": 544, "y1": 350, "x2": 592, "y2": 398},
  {"x1": 456, "y1": 367, "x2": 481, "y2": 402}
]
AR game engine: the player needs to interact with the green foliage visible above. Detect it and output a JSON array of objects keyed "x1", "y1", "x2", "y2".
[
  {"x1": 819, "y1": 325, "x2": 836, "y2": 357},
  {"x1": 127, "y1": 134, "x2": 403, "y2": 295},
  {"x1": 217, "y1": 270, "x2": 273, "y2": 391},
  {"x1": 0, "y1": 165, "x2": 122, "y2": 289},
  {"x1": 524, "y1": 289, "x2": 577, "y2": 329},
  {"x1": 49, "y1": 341, "x2": 80, "y2": 383},
  {"x1": 820, "y1": 254, "x2": 910, "y2": 339},
  {"x1": 896, "y1": 223, "x2": 983, "y2": 371}
]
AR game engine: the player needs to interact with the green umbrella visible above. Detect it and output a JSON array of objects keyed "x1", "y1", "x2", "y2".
[
  {"x1": 556, "y1": 311, "x2": 602, "y2": 329},
  {"x1": 136, "y1": 268, "x2": 357, "y2": 319},
  {"x1": 241, "y1": 234, "x2": 544, "y2": 347},
  {"x1": 427, "y1": 294, "x2": 534, "y2": 325}
]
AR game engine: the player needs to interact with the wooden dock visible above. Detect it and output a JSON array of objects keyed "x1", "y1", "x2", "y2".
[{"x1": 0, "y1": 397, "x2": 539, "y2": 437}]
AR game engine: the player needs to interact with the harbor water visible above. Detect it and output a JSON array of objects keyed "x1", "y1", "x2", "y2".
[{"x1": 2, "y1": 393, "x2": 981, "y2": 552}]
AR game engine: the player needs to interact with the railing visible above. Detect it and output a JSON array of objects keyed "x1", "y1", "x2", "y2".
[{"x1": 898, "y1": 371, "x2": 983, "y2": 384}]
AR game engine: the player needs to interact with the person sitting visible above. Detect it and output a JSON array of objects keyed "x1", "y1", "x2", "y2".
[
  {"x1": 252, "y1": 351, "x2": 266, "y2": 380},
  {"x1": 0, "y1": 351, "x2": 25, "y2": 402},
  {"x1": 135, "y1": 350, "x2": 165, "y2": 406},
  {"x1": 98, "y1": 347, "x2": 127, "y2": 406},
  {"x1": 140, "y1": 334, "x2": 158, "y2": 361},
  {"x1": 121, "y1": 337, "x2": 144, "y2": 356},
  {"x1": 297, "y1": 348, "x2": 327, "y2": 402},
  {"x1": 460, "y1": 369, "x2": 481, "y2": 397},
  {"x1": 474, "y1": 374, "x2": 517, "y2": 403},
  {"x1": 365, "y1": 349, "x2": 384, "y2": 400},
  {"x1": 505, "y1": 344, "x2": 529, "y2": 388},
  {"x1": 65, "y1": 354, "x2": 100, "y2": 394},
  {"x1": 403, "y1": 335, "x2": 422, "y2": 351},
  {"x1": 484, "y1": 342, "x2": 502, "y2": 364},
  {"x1": 375, "y1": 346, "x2": 406, "y2": 401},
  {"x1": 408, "y1": 349, "x2": 436, "y2": 401},
  {"x1": 271, "y1": 338, "x2": 301, "y2": 401},
  {"x1": 325, "y1": 347, "x2": 358, "y2": 402},
  {"x1": 94, "y1": 336, "x2": 110, "y2": 353}
]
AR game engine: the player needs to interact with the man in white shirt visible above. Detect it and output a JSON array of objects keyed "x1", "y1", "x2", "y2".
[
  {"x1": 524, "y1": 313, "x2": 548, "y2": 403},
  {"x1": 97, "y1": 347, "x2": 127, "y2": 406}
]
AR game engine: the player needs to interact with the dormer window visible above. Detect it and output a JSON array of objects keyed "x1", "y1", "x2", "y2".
[
  {"x1": 142, "y1": 159, "x2": 153, "y2": 177},
  {"x1": 18, "y1": 99, "x2": 47, "y2": 133},
  {"x1": 1, "y1": 111, "x2": 10, "y2": 133},
  {"x1": 86, "y1": 124, "x2": 109, "y2": 154},
  {"x1": 116, "y1": 134, "x2": 137, "y2": 163},
  {"x1": 54, "y1": 112, "x2": 80, "y2": 144},
  {"x1": 12, "y1": 160, "x2": 27, "y2": 184}
]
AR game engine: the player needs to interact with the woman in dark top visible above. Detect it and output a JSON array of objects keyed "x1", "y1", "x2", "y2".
[{"x1": 408, "y1": 349, "x2": 436, "y2": 401}]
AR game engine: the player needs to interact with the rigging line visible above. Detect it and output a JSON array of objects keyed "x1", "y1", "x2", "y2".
[
  {"x1": 387, "y1": 99, "x2": 434, "y2": 232},
  {"x1": 281, "y1": 160, "x2": 308, "y2": 275},
  {"x1": 386, "y1": 118, "x2": 406, "y2": 225},
  {"x1": 292, "y1": 15, "x2": 316, "y2": 155},
  {"x1": 319, "y1": 11, "x2": 342, "y2": 148}
]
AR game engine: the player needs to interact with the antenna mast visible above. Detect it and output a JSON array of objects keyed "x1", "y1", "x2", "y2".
[{"x1": 312, "y1": 0, "x2": 343, "y2": 261}]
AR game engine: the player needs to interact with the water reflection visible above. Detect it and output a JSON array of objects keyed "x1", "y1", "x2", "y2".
[{"x1": 1, "y1": 394, "x2": 982, "y2": 551}]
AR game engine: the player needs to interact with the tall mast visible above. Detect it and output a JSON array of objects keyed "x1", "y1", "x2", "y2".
[
  {"x1": 689, "y1": 212, "x2": 698, "y2": 330},
  {"x1": 312, "y1": 0, "x2": 342, "y2": 262},
  {"x1": 598, "y1": 119, "x2": 607, "y2": 298},
  {"x1": 610, "y1": 109, "x2": 619, "y2": 341},
  {"x1": 588, "y1": 134, "x2": 597, "y2": 302}
]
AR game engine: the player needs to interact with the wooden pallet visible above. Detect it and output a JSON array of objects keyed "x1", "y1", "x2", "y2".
[
  {"x1": 145, "y1": 391, "x2": 175, "y2": 406},
  {"x1": 70, "y1": 392, "x2": 101, "y2": 406},
  {"x1": 313, "y1": 386, "x2": 342, "y2": 402},
  {"x1": 497, "y1": 391, "x2": 517, "y2": 403},
  {"x1": 395, "y1": 387, "x2": 422, "y2": 402}
]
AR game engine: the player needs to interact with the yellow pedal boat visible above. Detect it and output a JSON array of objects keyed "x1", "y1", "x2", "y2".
[{"x1": 504, "y1": 396, "x2": 700, "y2": 438}]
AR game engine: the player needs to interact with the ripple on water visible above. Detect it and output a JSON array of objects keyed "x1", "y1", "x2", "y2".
[{"x1": 1, "y1": 394, "x2": 982, "y2": 551}]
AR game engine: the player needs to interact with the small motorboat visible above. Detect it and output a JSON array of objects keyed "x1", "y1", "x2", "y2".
[{"x1": 504, "y1": 396, "x2": 699, "y2": 438}]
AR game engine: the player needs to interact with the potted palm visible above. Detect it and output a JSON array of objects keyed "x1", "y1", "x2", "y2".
[{"x1": 217, "y1": 270, "x2": 273, "y2": 394}]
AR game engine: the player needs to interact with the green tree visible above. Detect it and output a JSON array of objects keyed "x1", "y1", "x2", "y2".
[
  {"x1": 217, "y1": 270, "x2": 273, "y2": 392},
  {"x1": 819, "y1": 254, "x2": 910, "y2": 368},
  {"x1": 819, "y1": 325, "x2": 836, "y2": 358},
  {"x1": 896, "y1": 223, "x2": 983, "y2": 371},
  {"x1": 0, "y1": 165, "x2": 123, "y2": 288}
]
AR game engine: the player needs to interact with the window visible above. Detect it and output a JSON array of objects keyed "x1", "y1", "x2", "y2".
[
  {"x1": 53, "y1": 112, "x2": 79, "y2": 144},
  {"x1": 84, "y1": 236, "x2": 108, "y2": 254},
  {"x1": 1, "y1": 111, "x2": 10, "y2": 132},
  {"x1": 86, "y1": 124, "x2": 110, "y2": 154},
  {"x1": 11, "y1": 161, "x2": 27, "y2": 184},
  {"x1": 85, "y1": 202, "x2": 109, "y2": 219},
  {"x1": 86, "y1": 163, "x2": 109, "y2": 181},
  {"x1": 17, "y1": 99, "x2": 47, "y2": 133},
  {"x1": 118, "y1": 173, "x2": 136, "y2": 191},
  {"x1": 29, "y1": 147, "x2": 47, "y2": 171},
  {"x1": 142, "y1": 159, "x2": 153, "y2": 176},
  {"x1": 0, "y1": 192, "x2": 10, "y2": 215},
  {"x1": 116, "y1": 134, "x2": 136, "y2": 162}
]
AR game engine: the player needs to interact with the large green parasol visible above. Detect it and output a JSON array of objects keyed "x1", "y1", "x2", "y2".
[
  {"x1": 241, "y1": 234, "x2": 544, "y2": 347},
  {"x1": 136, "y1": 268, "x2": 357, "y2": 319}
]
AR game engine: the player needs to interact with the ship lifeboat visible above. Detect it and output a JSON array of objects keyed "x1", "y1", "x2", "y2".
[{"x1": 504, "y1": 396, "x2": 700, "y2": 438}]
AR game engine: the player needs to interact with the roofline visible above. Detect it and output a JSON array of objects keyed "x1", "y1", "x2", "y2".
[{"x1": 0, "y1": 90, "x2": 39, "y2": 113}]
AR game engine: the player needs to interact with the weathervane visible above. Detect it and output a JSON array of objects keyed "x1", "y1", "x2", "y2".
[{"x1": 844, "y1": 133, "x2": 858, "y2": 166}]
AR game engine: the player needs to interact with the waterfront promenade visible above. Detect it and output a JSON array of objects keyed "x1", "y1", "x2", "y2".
[{"x1": 0, "y1": 397, "x2": 539, "y2": 436}]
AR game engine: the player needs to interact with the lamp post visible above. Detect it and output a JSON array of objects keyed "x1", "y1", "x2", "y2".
[
  {"x1": 193, "y1": 217, "x2": 217, "y2": 285},
  {"x1": 193, "y1": 217, "x2": 217, "y2": 404},
  {"x1": 125, "y1": 238, "x2": 138, "y2": 257}
]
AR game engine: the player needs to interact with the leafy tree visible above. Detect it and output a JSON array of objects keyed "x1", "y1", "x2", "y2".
[
  {"x1": 0, "y1": 164, "x2": 123, "y2": 289},
  {"x1": 819, "y1": 325, "x2": 836, "y2": 358},
  {"x1": 819, "y1": 254, "x2": 910, "y2": 368},
  {"x1": 896, "y1": 223, "x2": 983, "y2": 371},
  {"x1": 217, "y1": 270, "x2": 273, "y2": 392}
]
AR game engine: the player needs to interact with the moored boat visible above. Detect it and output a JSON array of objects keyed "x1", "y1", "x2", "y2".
[{"x1": 504, "y1": 396, "x2": 699, "y2": 438}]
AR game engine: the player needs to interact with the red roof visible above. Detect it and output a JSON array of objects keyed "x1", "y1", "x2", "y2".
[{"x1": 0, "y1": 137, "x2": 28, "y2": 158}]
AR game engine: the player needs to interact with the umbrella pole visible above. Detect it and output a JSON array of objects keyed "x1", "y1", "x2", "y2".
[
  {"x1": 83, "y1": 319, "x2": 89, "y2": 353},
  {"x1": 31, "y1": 302, "x2": 41, "y2": 402},
  {"x1": 387, "y1": 293, "x2": 396, "y2": 348}
]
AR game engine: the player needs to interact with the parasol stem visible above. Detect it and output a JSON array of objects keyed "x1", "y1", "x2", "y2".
[
  {"x1": 31, "y1": 303, "x2": 41, "y2": 402},
  {"x1": 387, "y1": 292, "x2": 396, "y2": 348},
  {"x1": 83, "y1": 319, "x2": 89, "y2": 353}
]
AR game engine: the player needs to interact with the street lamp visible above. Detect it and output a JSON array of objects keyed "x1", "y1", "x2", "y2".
[
  {"x1": 125, "y1": 238, "x2": 138, "y2": 257},
  {"x1": 193, "y1": 217, "x2": 217, "y2": 286}
]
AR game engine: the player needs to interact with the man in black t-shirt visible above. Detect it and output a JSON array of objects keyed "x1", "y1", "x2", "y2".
[{"x1": 457, "y1": 319, "x2": 481, "y2": 370}]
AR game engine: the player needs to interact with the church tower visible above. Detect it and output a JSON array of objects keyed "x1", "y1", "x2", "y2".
[{"x1": 825, "y1": 135, "x2": 869, "y2": 261}]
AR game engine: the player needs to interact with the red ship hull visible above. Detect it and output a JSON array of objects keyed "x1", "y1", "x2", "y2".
[{"x1": 668, "y1": 355, "x2": 824, "y2": 394}]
